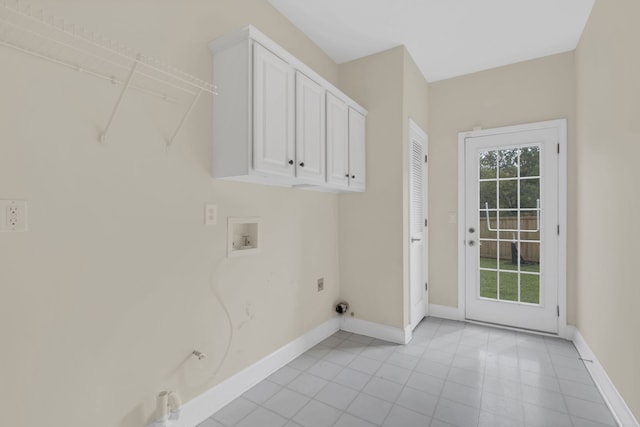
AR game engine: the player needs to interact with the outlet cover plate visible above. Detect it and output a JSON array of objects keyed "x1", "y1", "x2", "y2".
[
  {"x1": 0, "y1": 199, "x2": 28, "y2": 232},
  {"x1": 205, "y1": 204, "x2": 217, "y2": 225}
]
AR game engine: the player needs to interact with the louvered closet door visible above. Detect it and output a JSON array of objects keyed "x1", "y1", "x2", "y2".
[{"x1": 409, "y1": 120, "x2": 428, "y2": 329}]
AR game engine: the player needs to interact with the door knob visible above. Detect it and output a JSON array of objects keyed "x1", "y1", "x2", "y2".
[
  {"x1": 468, "y1": 227, "x2": 475, "y2": 233},
  {"x1": 468, "y1": 240, "x2": 475, "y2": 247}
]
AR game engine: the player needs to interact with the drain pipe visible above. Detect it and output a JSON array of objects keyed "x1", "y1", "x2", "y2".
[
  {"x1": 167, "y1": 391, "x2": 182, "y2": 421},
  {"x1": 151, "y1": 391, "x2": 182, "y2": 427}
]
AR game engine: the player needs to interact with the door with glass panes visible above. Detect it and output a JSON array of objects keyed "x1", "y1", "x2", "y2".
[{"x1": 464, "y1": 126, "x2": 559, "y2": 333}]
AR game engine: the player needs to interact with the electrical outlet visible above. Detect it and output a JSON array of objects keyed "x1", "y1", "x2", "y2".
[
  {"x1": 0, "y1": 200, "x2": 28, "y2": 232},
  {"x1": 205, "y1": 204, "x2": 217, "y2": 225},
  {"x1": 317, "y1": 278, "x2": 324, "y2": 292}
]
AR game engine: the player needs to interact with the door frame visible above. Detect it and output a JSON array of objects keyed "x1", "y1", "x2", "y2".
[
  {"x1": 408, "y1": 118, "x2": 429, "y2": 329},
  {"x1": 457, "y1": 119, "x2": 568, "y2": 337}
]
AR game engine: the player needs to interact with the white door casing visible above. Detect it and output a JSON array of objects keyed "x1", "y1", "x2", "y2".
[
  {"x1": 459, "y1": 120, "x2": 567, "y2": 334},
  {"x1": 409, "y1": 120, "x2": 428, "y2": 329}
]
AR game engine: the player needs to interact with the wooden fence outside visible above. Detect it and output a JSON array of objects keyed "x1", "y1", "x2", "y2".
[{"x1": 479, "y1": 215, "x2": 540, "y2": 262}]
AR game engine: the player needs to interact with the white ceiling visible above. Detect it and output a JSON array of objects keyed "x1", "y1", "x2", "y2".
[{"x1": 268, "y1": 0, "x2": 595, "y2": 82}]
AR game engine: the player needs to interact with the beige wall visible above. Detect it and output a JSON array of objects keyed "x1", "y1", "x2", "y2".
[
  {"x1": 575, "y1": 0, "x2": 640, "y2": 418},
  {"x1": 337, "y1": 47, "x2": 406, "y2": 328},
  {"x1": 401, "y1": 51, "x2": 430, "y2": 325},
  {"x1": 428, "y1": 53, "x2": 577, "y2": 323},
  {"x1": 0, "y1": 1, "x2": 341, "y2": 427},
  {"x1": 337, "y1": 46, "x2": 429, "y2": 330},
  {"x1": 11, "y1": 0, "x2": 640, "y2": 424}
]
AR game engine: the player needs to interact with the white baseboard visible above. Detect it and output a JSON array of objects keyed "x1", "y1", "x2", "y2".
[
  {"x1": 171, "y1": 312, "x2": 640, "y2": 427},
  {"x1": 422, "y1": 311, "x2": 637, "y2": 426},
  {"x1": 340, "y1": 316, "x2": 411, "y2": 344},
  {"x1": 428, "y1": 304, "x2": 463, "y2": 321},
  {"x1": 174, "y1": 317, "x2": 340, "y2": 427},
  {"x1": 558, "y1": 323, "x2": 575, "y2": 341},
  {"x1": 174, "y1": 314, "x2": 639, "y2": 427},
  {"x1": 571, "y1": 327, "x2": 639, "y2": 427}
]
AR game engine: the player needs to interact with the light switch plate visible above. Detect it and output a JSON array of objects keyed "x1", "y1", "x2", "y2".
[
  {"x1": 0, "y1": 199, "x2": 28, "y2": 232},
  {"x1": 205, "y1": 204, "x2": 217, "y2": 225}
]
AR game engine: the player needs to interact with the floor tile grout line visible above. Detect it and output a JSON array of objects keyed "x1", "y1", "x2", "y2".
[
  {"x1": 474, "y1": 324, "x2": 490, "y2": 427},
  {"x1": 544, "y1": 336, "x2": 579, "y2": 427},
  {"x1": 317, "y1": 335, "x2": 408, "y2": 427},
  {"x1": 342, "y1": 337, "x2": 401, "y2": 426},
  {"x1": 516, "y1": 333, "x2": 532, "y2": 427},
  {"x1": 425, "y1": 320, "x2": 465, "y2": 427},
  {"x1": 204, "y1": 318, "x2": 618, "y2": 427}
]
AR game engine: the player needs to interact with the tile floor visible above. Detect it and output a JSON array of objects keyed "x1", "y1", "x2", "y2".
[{"x1": 198, "y1": 318, "x2": 618, "y2": 427}]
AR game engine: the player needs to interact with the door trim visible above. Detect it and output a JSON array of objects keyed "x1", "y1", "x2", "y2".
[
  {"x1": 408, "y1": 118, "x2": 428, "y2": 330},
  {"x1": 457, "y1": 119, "x2": 568, "y2": 337}
]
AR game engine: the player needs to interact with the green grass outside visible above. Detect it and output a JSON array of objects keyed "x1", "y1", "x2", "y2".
[{"x1": 479, "y1": 257, "x2": 540, "y2": 304}]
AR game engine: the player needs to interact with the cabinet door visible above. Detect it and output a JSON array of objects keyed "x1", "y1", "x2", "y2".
[
  {"x1": 326, "y1": 92, "x2": 349, "y2": 187},
  {"x1": 253, "y1": 42, "x2": 295, "y2": 178},
  {"x1": 348, "y1": 108, "x2": 366, "y2": 191},
  {"x1": 296, "y1": 72, "x2": 326, "y2": 184}
]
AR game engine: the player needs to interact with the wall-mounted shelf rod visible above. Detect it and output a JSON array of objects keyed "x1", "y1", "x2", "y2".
[
  {"x1": 0, "y1": 1, "x2": 216, "y2": 95},
  {"x1": 167, "y1": 89, "x2": 203, "y2": 147},
  {"x1": 0, "y1": 38, "x2": 180, "y2": 103},
  {"x1": 0, "y1": 0, "x2": 217, "y2": 145},
  {"x1": 100, "y1": 56, "x2": 139, "y2": 144}
]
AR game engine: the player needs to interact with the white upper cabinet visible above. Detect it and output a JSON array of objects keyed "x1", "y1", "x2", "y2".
[
  {"x1": 209, "y1": 26, "x2": 366, "y2": 191},
  {"x1": 326, "y1": 92, "x2": 349, "y2": 187},
  {"x1": 253, "y1": 43, "x2": 295, "y2": 178},
  {"x1": 326, "y1": 93, "x2": 367, "y2": 191},
  {"x1": 295, "y1": 71, "x2": 326, "y2": 184},
  {"x1": 348, "y1": 108, "x2": 366, "y2": 191}
]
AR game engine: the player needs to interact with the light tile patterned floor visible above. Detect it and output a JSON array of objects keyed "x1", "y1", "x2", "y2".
[{"x1": 198, "y1": 318, "x2": 618, "y2": 427}]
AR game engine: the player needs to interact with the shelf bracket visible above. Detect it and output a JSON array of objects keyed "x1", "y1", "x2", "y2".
[
  {"x1": 99, "y1": 55, "x2": 140, "y2": 143},
  {"x1": 166, "y1": 88, "x2": 203, "y2": 148}
]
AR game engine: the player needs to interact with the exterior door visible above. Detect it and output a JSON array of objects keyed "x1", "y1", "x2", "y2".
[
  {"x1": 409, "y1": 120, "x2": 428, "y2": 329},
  {"x1": 464, "y1": 125, "x2": 560, "y2": 333}
]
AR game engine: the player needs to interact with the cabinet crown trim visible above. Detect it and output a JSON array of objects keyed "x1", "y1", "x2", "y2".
[{"x1": 209, "y1": 25, "x2": 367, "y2": 116}]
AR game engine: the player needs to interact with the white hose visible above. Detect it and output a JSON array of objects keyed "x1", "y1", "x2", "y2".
[{"x1": 208, "y1": 258, "x2": 234, "y2": 379}]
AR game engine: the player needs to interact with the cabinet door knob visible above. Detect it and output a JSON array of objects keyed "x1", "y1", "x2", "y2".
[
  {"x1": 345, "y1": 173, "x2": 349, "y2": 178},
  {"x1": 299, "y1": 162, "x2": 305, "y2": 167},
  {"x1": 288, "y1": 160, "x2": 294, "y2": 165},
  {"x1": 351, "y1": 175, "x2": 355, "y2": 179}
]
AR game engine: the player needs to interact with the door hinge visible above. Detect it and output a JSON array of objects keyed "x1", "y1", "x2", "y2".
[
  {"x1": 425, "y1": 282, "x2": 428, "y2": 291},
  {"x1": 557, "y1": 305, "x2": 560, "y2": 317},
  {"x1": 557, "y1": 224, "x2": 560, "y2": 235},
  {"x1": 425, "y1": 154, "x2": 428, "y2": 163},
  {"x1": 557, "y1": 143, "x2": 560, "y2": 154},
  {"x1": 425, "y1": 218, "x2": 428, "y2": 227}
]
